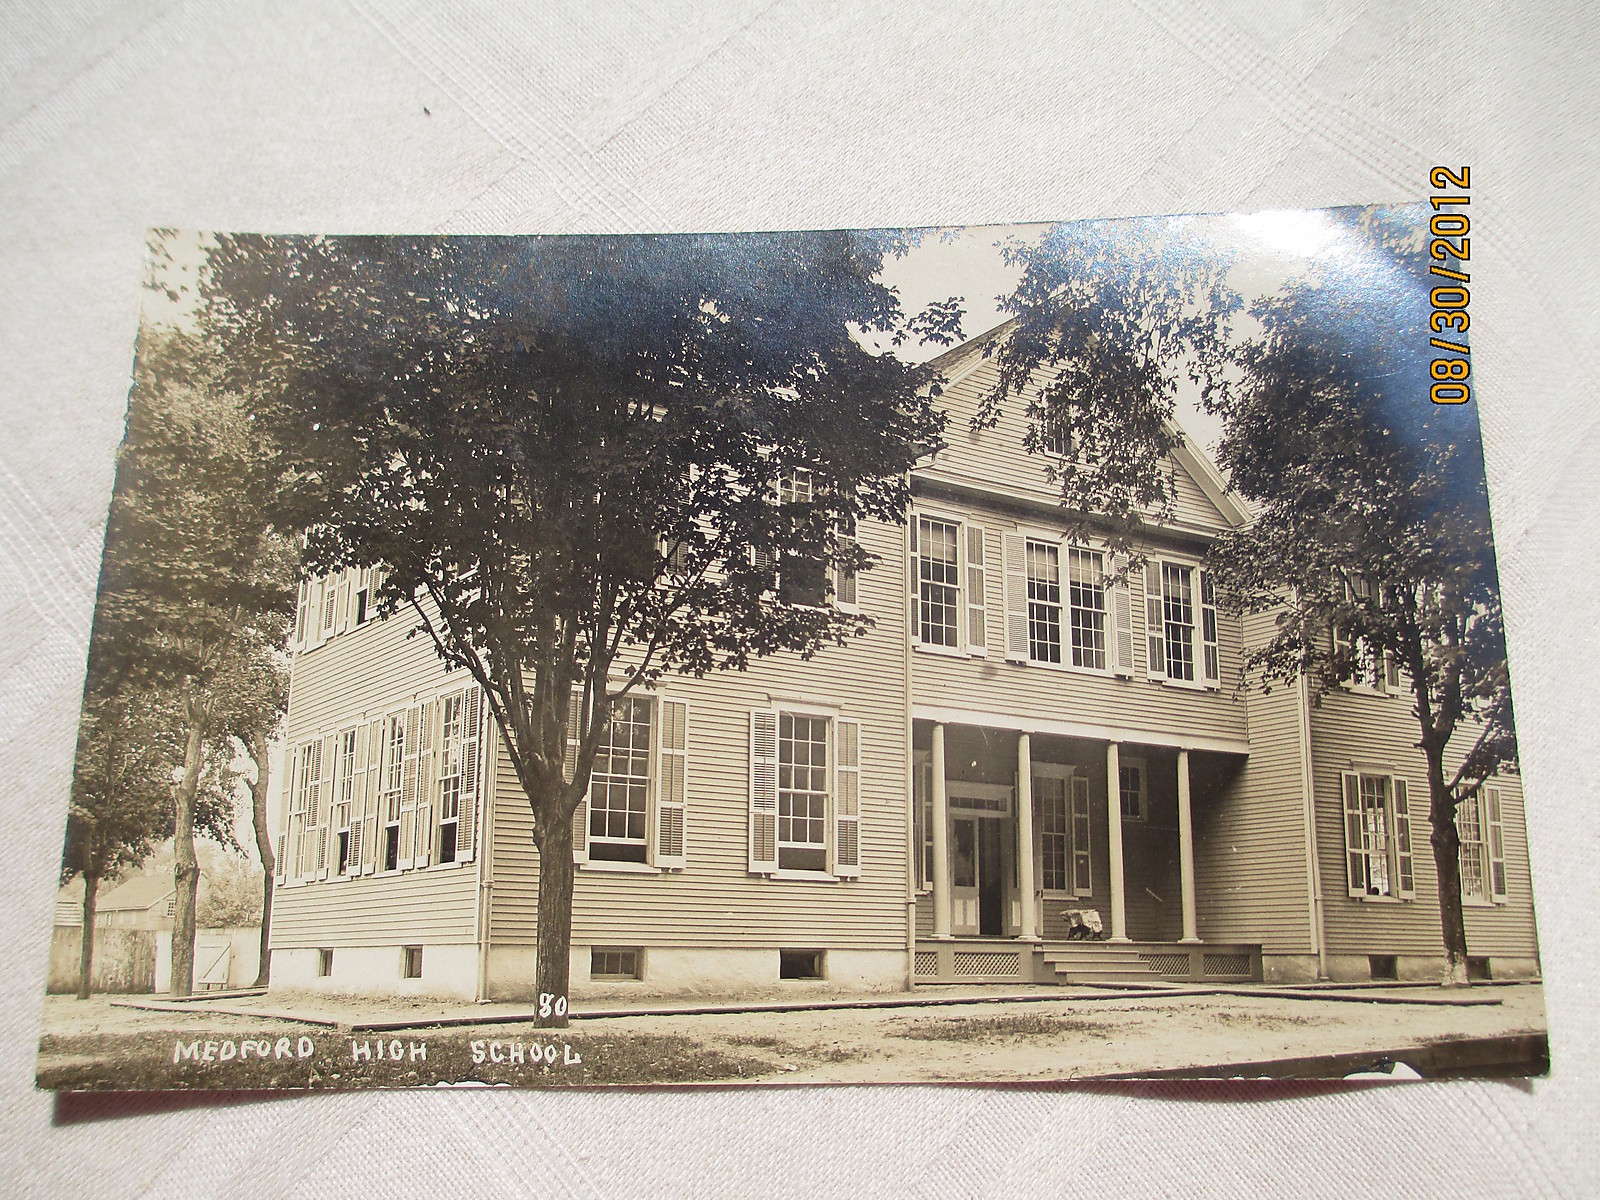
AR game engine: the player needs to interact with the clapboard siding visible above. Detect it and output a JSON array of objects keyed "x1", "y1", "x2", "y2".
[
  {"x1": 917, "y1": 342, "x2": 1232, "y2": 533},
  {"x1": 1311, "y1": 685, "x2": 1539, "y2": 960},
  {"x1": 910, "y1": 491, "x2": 1248, "y2": 744},
  {"x1": 272, "y1": 595, "x2": 479, "y2": 949},
  {"x1": 1194, "y1": 611, "x2": 1314, "y2": 956},
  {"x1": 487, "y1": 515, "x2": 910, "y2": 952}
]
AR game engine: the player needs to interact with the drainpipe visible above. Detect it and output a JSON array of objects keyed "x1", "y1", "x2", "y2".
[
  {"x1": 474, "y1": 718, "x2": 496, "y2": 1003},
  {"x1": 1297, "y1": 673, "x2": 1327, "y2": 980},
  {"x1": 904, "y1": 511, "x2": 918, "y2": 989}
]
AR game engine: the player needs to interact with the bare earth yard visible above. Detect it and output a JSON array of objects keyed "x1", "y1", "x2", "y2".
[{"x1": 34, "y1": 984, "x2": 1548, "y2": 1092}]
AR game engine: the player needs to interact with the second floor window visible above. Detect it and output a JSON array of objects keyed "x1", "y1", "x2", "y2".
[
  {"x1": 916, "y1": 517, "x2": 960, "y2": 647},
  {"x1": 1067, "y1": 548, "x2": 1106, "y2": 670},
  {"x1": 1026, "y1": 541, "x2": 1062, "y2": 664},
  {"x1": 1162, "y1": 563, "x2": 1196, "y2": 682}
]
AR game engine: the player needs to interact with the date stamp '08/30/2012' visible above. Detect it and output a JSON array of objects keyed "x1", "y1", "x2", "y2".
[{"x1": 1428, "y1": 164, "x2": 1472, "y2": 404}]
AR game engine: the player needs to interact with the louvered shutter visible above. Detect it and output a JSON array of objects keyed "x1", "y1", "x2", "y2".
[
  {"x1": 654, "y1": 698, "x2": 689, "y2": 870},
  {"x1": 294, "y1": 581, "x2": 309, "y2": 651},
  {"x1": 414, "y1": 699, "x2": 437, "y2": 868},
  {"x1": 1002, "y1": 533, "x2": 1029, "y2": 662},
  {"x1": 274, "y1": 833, "x2": 287, "y2": 885},
  {"x1": 1393, "y1": 778, "x2": 1415, "y2": 898},
  {"x1": 1199, "y1": 569, "x2": 1220, "y2": 687},
  {"x1": 297, "y1": 741, "x2": 319, "y2": 879},
  {"x1": 834, "y1": 718, "x2": 861, "y2": 878},
  {"x1": 565, "y1": 689, "x2": 589, "y2": 864},
  {"x1": 316, "y1": 733, "x2": 335, "y2": 878},
  {"x1": 1343, "y1": 772, "x2": 1366, "y2": 897},
  {"x1": 457, "y1": 688, "x2": 482, "y2": 863},
  {"x1": 279, "y1": 746, "x2": 299, "y2": 883},
  {"x1": 1145, "y1": 561, "x2": 1166, "y2": 679},
  {"x1": 397, "y1": 704, "x2": 420, "y2": 869},
  {"x1": 1111, "y1": 554, "x2": 1135, "y2": 676},
  {"x1": 748, "y1": 709, "x2": 779, "y2": 873},
  {"x1": 1070, "y1": 773, "x2": 1092, "y2": 896},
  {"x1": 833, "y1": 529, "x2": 857, "y2": 608},
  {"x1": 362, "y1": 718, "x2": 382, "y2": 874},
  {"x1": 1486, "y1": 786, "x2": 1508, "y2": 901},
  {"x1": 912, "y1": 753, "x2": 929, "y2": 890},
  {"x1": 335, "y1": 571, "x2": 351, "y2": 635},
  {"x1": 966, "y1": 526, "x2": 988, "y2": 655},
  {"x1": 909, "y1": 517, "x2": 920, "y2": 641}
]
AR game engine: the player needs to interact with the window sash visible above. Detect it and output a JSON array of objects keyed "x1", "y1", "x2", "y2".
[
  {"x1": 1357, "y1": 774, "x2": 1393, "y2": 897},
  {"x1": 1026, "y1": 540, "x2": 1062, "y2": 664},
  {"x1": 1163, "y1": 563, "x2": 1196, "y2": 682},
  {"x1": 917, "y1": 518, "x2": 961, "y2": 647},
  {"x1": 1036, "y1": 775, "x2": 1069, "y2": 892},
  {"x1": 1067, "y1": 547, "x2": 1106, "y2": 670},
  {"x1": 589, "y1": 697, "x2": 654, "y2": 848},
  {"x1": 777, "y1": 712, "x2": 830, "y2": 851},
  {"x1": 1458, "y1": 791, "x2": 1487, "y2": 900}
]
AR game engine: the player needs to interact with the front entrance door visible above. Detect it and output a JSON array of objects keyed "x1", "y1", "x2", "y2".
[{"x1": 951, "y1": 815, "x2": 1006, "y2": 937}]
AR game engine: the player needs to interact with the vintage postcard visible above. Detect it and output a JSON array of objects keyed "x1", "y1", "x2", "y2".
[{"x1": 37, "y1": 194, "x2": 1549, "y2": 1092}]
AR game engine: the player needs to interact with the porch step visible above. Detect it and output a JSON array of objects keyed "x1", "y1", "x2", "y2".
[{"x1": 1040, "y1": 945, "x2": 1167, "y2": 986}]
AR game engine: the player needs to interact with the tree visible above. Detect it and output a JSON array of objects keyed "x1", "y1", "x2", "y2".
[
  {"x1": 60, "y1": 691, "x2": 176, "y2": 998},
  {"x1": 975, "y1": 215, "x2": 1239, "y2": 553},
  {"x1": 199, "y1": 232, "x2": 958, "y2": 1025},
  {"x1": 1204, "y1": 206, "x2": 1513, "y2": 984},
  {"x1": 88, "y1": 327, "x2": 299, "y2": 996}
]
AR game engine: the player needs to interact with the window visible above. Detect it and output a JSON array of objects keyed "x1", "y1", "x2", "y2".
[
  {"x1": 292, "y1": 740, "x2": 322, "y2": 881},
  {"x1": 322, "y1": 583, "x2": 337, "y2": 633},
  {"x1": 334, "y1": 729, "x2": 356, "y2": 875},
  {"x1": 1342, "y1": 772, "x2": 1416, "y2": 900},
  {"x1": 317, "y1": 948, "x2": 334, "y2": 978},
  {"x1": 1026, "y1": 540, "x2": 1062, "y2": 663},
  {"x1": 1335, "y1": 575, "x2": 1401, "y2": 693},
  {"x1": 780, "y1": 949, "x2": 825, "y2": 980},
  {"x1": 914, "y1": 755, "x2": 934, "y2": 891},
  {"x1": 1037, "y1": 774, "x2": 1069, "y2": 892},
  {"x1": 355, "y1": 585, "x2": 369, "y2": 625},
  {"x1": 381, "y1": 714, "x2": 404, "y2": 872},
  {"x1": 1119, "y1": 758, "x2": 1146, "y2": 821},
  {"x1": 916, "y1": 517, "x2": 960, "y2": 647},
  {"x1": 1457, "y1": 786, "x2": 1508, "y2": 903},
  {"x1": 402, "y1": 946, "x2": 423, "y2": 979},
  {"x1": 1041, "y1": 413, "x2": 1071, "y2": 458},
  {"x1": 777, "y1": 713, "x2": 829, "y2": 872},
  {"x1": 1163, "y1": 563, "x2": 1196, "y2": 682},
  {"x1": 1067, "y1": 547, "x2": 1106, "y2": 670},
  {"x1": 589, "y1": 696, "x2": 653, "y2": 864},
  {"x1": 1368, "y1": 954, "x2": 1397, "y2": 981},
  {"x1": 437, "y1": 694, "x2": 465, "y2": 865},
  {"x1": 591, "y1": 947, "x2": 642, "y2": 981}
]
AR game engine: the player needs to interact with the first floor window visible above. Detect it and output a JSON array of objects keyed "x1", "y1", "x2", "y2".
[
  {"x1": 381, "y1": 714, "x2": 404, "y2": 872},
  {"x1": 1457, "y1": 786, "x2": 1509, "y2": 903},
  {"x1": 1026, "y1": 540, "x2": 1062, "y2": 663},
  {"x1": 1343, "y1": 771, "x2": 1415, "y2": 900},
  {"x1": 437, "y1": 693, "x2": 465, "y2": 864},
  {"x1": 777, "y1": 712, "x2": 829, "y2": 872},
  {"x1": 1067, "y1": 547, "x2": 1106, "y2": 670},
  {"x1": 589, "y1": 697, "x2": 653, "y2": 863},
  {"x1": 334, "y1": 729, "x2": 356, "y2": 875},
  {"x1": 1119, "y1": 759, "x2": 1146, "y2": 821},
  {"x1": 916, "y1": 517, "x2": 960, "y2": 647},
  {"x1": 1036, "y1": 769, "x2": 1092, "y2": 897}
]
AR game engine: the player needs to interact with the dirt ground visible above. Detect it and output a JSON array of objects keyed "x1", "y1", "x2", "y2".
[{"x1": 34, "y1": 983, "x2": 1549, "y2": 1091}]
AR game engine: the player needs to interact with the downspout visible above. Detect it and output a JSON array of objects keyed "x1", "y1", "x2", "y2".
[
  {"x1": 1296, "y1": 673, "x2": 1327, "y2": 980},
  {"x1": 904, "y1": 507, "x2": 918, "y2": 989},
  {"x1": 474, "y1": 716, "x2": 496, "y2": 1002}
]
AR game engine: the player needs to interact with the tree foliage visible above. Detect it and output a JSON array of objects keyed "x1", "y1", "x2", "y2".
[
  {"x1": 197, "y1": 231, "x2": 959, "y2": 1022},
  {"x1": 1204, "y1": 204, "x2": 1513, "y2": 979},
  {"x1": 976, "y1": 215, "x2": 1239, "y2": 551}
]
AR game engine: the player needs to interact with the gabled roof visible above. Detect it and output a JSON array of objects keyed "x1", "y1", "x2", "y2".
[
  {"x1": 97, "y1": 876, "x2": 175, "y2": 912},
  {"x1": 919, "y1": 319, "x2": 1249, "y2": 529}
]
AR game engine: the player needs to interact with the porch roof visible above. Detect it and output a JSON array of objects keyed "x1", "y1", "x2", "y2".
[{"x1": 911, "y1": 704, "x2": 1250, "y2": 756}]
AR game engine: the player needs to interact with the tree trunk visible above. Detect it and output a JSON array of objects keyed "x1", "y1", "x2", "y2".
[
  {"x1": 1424, "y1": 740, "x2": 1469, "y2": 986},
  {"x1": 249, "y1": 733, "x2": 274, "y2": 988},
  {"x1": 76, "y1": 872, "x2": 100, "y2": 1000},
  {"x1": 170, "y1": 718, "x2": 204, "y2": 997},
  {"x1": 533, "y1": 815, "x2": 575, "y2": 1028}
]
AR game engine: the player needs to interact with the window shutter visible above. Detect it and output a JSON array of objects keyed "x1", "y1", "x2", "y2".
[
  {"x1": 297, "y1": 740, "x2": 320, "y2": 880},
  {"x1": 1002, "y1": 533, "x2": 1029, "y2": 662},
  {"x1": 398, "y1": 704, "x2": 420, "y2": 870},
  {"x1": 335, "y1": 571, "x2": 351, "y2": 635},
  {"x1": 315, "y1": 733, "x2": 336, "y2": 878},
  {"x1": 1199, "y1": 569, "x2": 1221, "y2": 687},
  {"x1": 1342, "y1": 772, "x2": 1365, "y2": 897},
  {"x1": 1070, "y1": 773, "x2": 1092, "y2": 897},
  {"x1": 1384, "y1": 652, "x2": 1401, "y2": 693},
  {"x1": 966, "y1": 526, "x2": 988, "y2": 655},
  {"x1": 834, "y1": 718, "x2": 861, "y2": 878},
  {"x1": 654, "y1": 698, "x2": 689, "y2": 870},
  {"x1": 748, "y1": 709, "x2": 779, "y2": 873},
  {"x1": 362, "y1": 718, "x2": 382, "y2": 874},
  {"x1": 294, "y1": 581, "x2": 309, "y2": 651},
  {"x1": 347, "y1": 723, "x2": 367, "y2": 876},
  {"x1": 274, "y1": 833, "x2": 287, "y2": 884},
  {"x1": 565, "y1": 689, "x2": 589, "y2": 864},
  {"x1": 1393, "y1": 777, "x2": 1415, "y2": 898},
  {"x1": 909, "y1": 517, "x2": 920, "y2": 642},
  {"x1": 1486, "y1": 786, "x2": 1508, "y2": 901},
  {"x1": 833, "y1": 529, "x2": 857, "y2": 608},
  {"x1": 1111, "y1": 554, "x2": 1135, "y2": 677},
  {"x1": 457, "y1": 688, "x2": 482, "y2": 863},
  {"x1": 1144, "y1": 561, "x2": 1166, "y2": 679},
  {"x1": 912, "y1": 753, "x2": 929, "y2": 890},
  {"x1": 279, "y1": 747, "x2": 299, "y2": 883},
  {"x1": 414, "y1": 699, "x2": 437, "y2": 868}
]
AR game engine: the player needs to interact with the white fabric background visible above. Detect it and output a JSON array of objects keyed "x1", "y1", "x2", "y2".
[{"x1": 1, "y1": 2, "x2": 1595, "y2": 1196}]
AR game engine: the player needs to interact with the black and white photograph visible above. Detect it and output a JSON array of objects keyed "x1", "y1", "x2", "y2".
[{"x1": 34, "y1": 207, "x2": 1548, "y2": 1091}]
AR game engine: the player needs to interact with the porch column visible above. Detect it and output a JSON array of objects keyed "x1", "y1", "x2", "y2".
[
  {"x1": 1016, "y1": 733, "x2": 1037, "y2": 940},
  {"x1": 1177, "y1": 748, "x2": 1199, "y2": 944},
  {"x1": 931, "y1": 723, "x2": 952, "y2": 938},
  {"x1": 1105, "y1": 741, "x2": 1129, "y2": 942}
]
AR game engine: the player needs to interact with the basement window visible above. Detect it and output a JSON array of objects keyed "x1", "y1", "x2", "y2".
[
  {"x1": 1467, "y1": 956, "x2": 1493, "y2": 982},
  {"x1": 317, "y1": 949, "x2": 334, "y2": 978},
  {"x1": 780, "y1": 949, "x2": 825, "y2": 980},
  {"x1": 590, "y1": 947, "x2": 642, "y2": 981},
  {"x1": 402, "y1": 946, "x2": 423, "y2": 979},
  {"x1": 1368, "y1": 954, "x2": 1398, "y2": 981}
]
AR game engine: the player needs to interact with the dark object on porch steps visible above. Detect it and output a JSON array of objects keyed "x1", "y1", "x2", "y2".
[{"x1": 1063, "y1": 909, "x2": 1105, "y2": 940}]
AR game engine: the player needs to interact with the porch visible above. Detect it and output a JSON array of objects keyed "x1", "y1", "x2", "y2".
[
  {"x1": 911, "y1": 716, "x2": 1260, "y2": 983},
  {"x1": 912, "y1": 937, "x2": 1263, "y2": 985}
]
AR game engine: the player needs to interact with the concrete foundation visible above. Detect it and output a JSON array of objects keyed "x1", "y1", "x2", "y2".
[{"x1": 272, "y1": 943, "x2": 478, "y2": 1000}]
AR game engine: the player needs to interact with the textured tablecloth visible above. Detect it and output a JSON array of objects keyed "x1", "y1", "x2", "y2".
[{"x1": 1, "y1": 3, "x2": 1595, "y2": 1196}]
